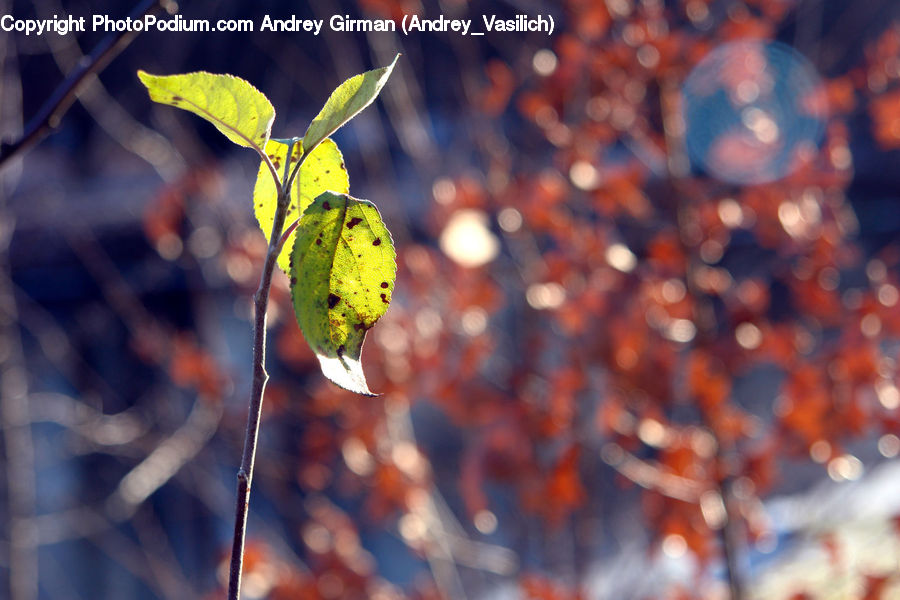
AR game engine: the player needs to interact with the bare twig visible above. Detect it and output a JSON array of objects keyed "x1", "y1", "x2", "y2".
[
  {"x1": 0, "y1": 0, "x2": 172, "y2": 169},
  {"x1": 227, "y1": 142, "x2": 299, "y2": 600}
]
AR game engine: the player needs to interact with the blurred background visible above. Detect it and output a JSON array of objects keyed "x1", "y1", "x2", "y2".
[{"x1": 2, "y1": 0, "x2": 900, "y2": 598}]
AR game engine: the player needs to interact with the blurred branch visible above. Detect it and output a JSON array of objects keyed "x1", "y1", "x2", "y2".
[
  {"x1": 366, "y1": 30, "x2": 439, "y2": 170},
  {"x1": 107, "y1": 395, "x2": 223, "y2": 521},
  {"x1": 660, "y1": 77, "x2": 745, "y2": 600},
  {"x1": 27, "y1": 392, "x2": 147, "y2": 447},
  {"x1": 66, "y1": 505, "x2": 191, "y2": 599},
  {"x1": 0, "y1": 0, "x2": 174, "y2": 170},
  {"x1": 180, "y1": 462, "x2": 310, "y2": 575},
  {"x1": 30, "y1": 394, "x2": 222, "y2": 545},
  {"x1": 39, "y1": 0, "x2": 185, "y2": 181},
  {"x1": 13, "y1": 282, "x2": 128, "y2": 403},
  {"x1": 66, "y1": 225, "x2": 165, "y2": 344},
  {"x1": 131, "y1": 504, "x2": 194, "y2": 598},
  {"x1": 0, "y1": 216, "x2": 37, "y2": 600},
  {"x1": 384, "y1": 396, "x2": 519, "y2": 596},
  {"x1": 717, "y1": 475, "x2": 745, "y2": 600},
  {"x1": 601, "y1": 443, "x2": 705, "y2": 503}
]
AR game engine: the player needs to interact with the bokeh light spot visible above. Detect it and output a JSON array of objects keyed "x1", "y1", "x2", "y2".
[
  {"x1": 662, "y1": 534, "x2": 688, "y2": 559},
  {"x1": 605, "y1": 243, "x2": 637, "y2": 273},
  {"x1": 474, "y1": 509, "x2": 498, "y2": 534},
  {"x1": 878, "y1": 434, "x2": 900, "y2": 458},
  {"x1": 439, "y1": 209, "x2": 500, "y2": 268},
  {"x1": 532, "y1": 49, "x2": 558, "y2": 76},
  {"x1": 682, "y1": 40, "x2": 826, "y2": 184},
  {"x1": 526, "y1": 282, "x2": 566, "y2": 310}
]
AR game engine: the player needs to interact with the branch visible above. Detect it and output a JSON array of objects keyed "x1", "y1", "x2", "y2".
[
  {"x1": 659, "y1": 75, "x2": 745, "y2": 600},
  {"x1": 276, "y1": 218, "x2": 300, "y2": 254},
  {"x1": 600, "y1": 443, "x2": 705, "y2": 503},
  {"x1": 0, "y1": 0, "x2": 173, "y2": 170},
  {"x1": 38, "y1": 12, "x2": 185, "y2": 181},
  {"x1": 227, "y1": 142, "x2": 303, "y2": 600},
  {"x1": 0, "y1": 221, "x2": 37, "y2": 600},
  {"x1": 30, "y1": 394, "x2": 223, "y2": 545}
]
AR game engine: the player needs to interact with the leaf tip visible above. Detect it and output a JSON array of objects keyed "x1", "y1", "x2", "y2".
[
  {"x1": 316, "y1": 353, "x2": 378, "y2": 396},
  {"x1": 136, "y1": 69, "x2": 153, "y2": 86},
  {"x1": 380, "y1": 54, "x2": 400, "y2": 81}
]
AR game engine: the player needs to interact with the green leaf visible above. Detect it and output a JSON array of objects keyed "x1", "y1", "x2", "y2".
[
  {"x1": 137, "y1": 70, "x2": 275, "y2": 151},
  {"x1": 302, "y1": 54, "x2": 399, "y2": 154},
  {"x1": 253, "y1": 138, "x2": 349, "y2": 273},
  {"x1": 290, "y1": 192, "x2": 396, "y2": 395}
]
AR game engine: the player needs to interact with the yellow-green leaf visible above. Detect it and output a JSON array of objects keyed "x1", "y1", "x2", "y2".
[
  {"x1": 137, "y1": 70, "x2": 274, "y2": 151},
  {"x1": 290, "y1": 192, "x2": 396, "y2": 395},
  {"x1": 302, "y1": 54, "x2": 399, "y2": 154},
  {"x1": 253, "y1": 138, "x2": 349, "y2": 273}
]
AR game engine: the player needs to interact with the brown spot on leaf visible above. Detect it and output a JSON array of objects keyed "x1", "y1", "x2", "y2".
[
  {"x1": 316, "y1": 239, "x2": 322, "y2": 246},
  {"x1": 328, "y1": 293, "x2": 340, "y2": 309},
  {"x1": 172, "y1": 95, "x2": 183, "y2": 101},
  {"x1": 380, "y1": 293, "x2": 389, "y2": 303},
  {"x1": 337, "y1": 345, "x2": 345, "y2": 357},
  {"x1": 381, "y1": 282, "x2": 389, "y2": 288},
  {"x1": 373, "y1": 238, "x2": 382, "y2": 246},
  {"x1": 347, "y1": 217, "x2": 363, "y2": 230},
  {"x1": 323, "y1": 201, "x2": 331, "y2": 210}
]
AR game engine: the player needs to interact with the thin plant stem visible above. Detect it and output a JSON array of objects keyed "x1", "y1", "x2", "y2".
[
  {"x1": 227, "y1": 143, "x2": 302, "y2": 600},
  {"x1": 276, "y1": 218, "x2": 300, "y2": 254}
]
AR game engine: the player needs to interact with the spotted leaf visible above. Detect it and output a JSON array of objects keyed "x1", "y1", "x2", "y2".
[
  {"x1": 290, "y1": 192, "x2": 396, "y2": 395},
  {"x1": 137, "y1": 70, "x2": 274, "y2": 151}
]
